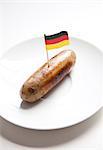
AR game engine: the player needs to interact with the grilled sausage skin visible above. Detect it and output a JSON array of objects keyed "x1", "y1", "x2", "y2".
[{"x1": 20, "y1": 50, "x2": 76, "y2": 103}]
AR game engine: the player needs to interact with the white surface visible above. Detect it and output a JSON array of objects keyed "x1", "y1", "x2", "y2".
[
  {"x1": 0, "y1": 109, "x2": 102, "y2": 149},
  {"x1": 0, "y1": 37, "x2": 102, "y2": 130},
  {"x1": 0, "y1": 0, "x2": 103, "y2": 149}
]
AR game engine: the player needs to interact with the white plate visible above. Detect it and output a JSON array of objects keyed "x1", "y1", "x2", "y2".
[{"x1": 0, "y1": 37, "x2": 102, "y2": 130}]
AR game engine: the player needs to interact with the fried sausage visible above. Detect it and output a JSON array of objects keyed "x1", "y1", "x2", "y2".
[{"x1": 20, "y1": 50, "x2": 76, "y2": 103}]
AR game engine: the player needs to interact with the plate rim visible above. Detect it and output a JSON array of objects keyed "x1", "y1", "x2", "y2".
[{"x1": 0, "y1": 106, "x2": 102, "y2": 130}]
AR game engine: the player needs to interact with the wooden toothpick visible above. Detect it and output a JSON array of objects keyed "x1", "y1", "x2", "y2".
[{"x1": 44, "y1": 34, "x2": 49, "y2": 67}]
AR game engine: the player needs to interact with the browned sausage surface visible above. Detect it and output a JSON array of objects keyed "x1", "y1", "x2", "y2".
[{"x1": 20, "y1": 50, "x2": 76, "y2": 102}]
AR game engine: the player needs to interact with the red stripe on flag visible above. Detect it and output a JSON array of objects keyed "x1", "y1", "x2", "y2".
[{"x1": 45, "y1": 35, "x2": 69, "y2": 45}]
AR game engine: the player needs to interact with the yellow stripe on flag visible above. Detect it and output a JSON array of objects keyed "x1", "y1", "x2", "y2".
[{"x1": 46, "y1": 40, "x2": 70, "y2": 50}]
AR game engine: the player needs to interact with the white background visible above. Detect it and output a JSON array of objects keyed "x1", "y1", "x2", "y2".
[{"x1": 0, "y1": 0, "x2": 103, "y2": 149}]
